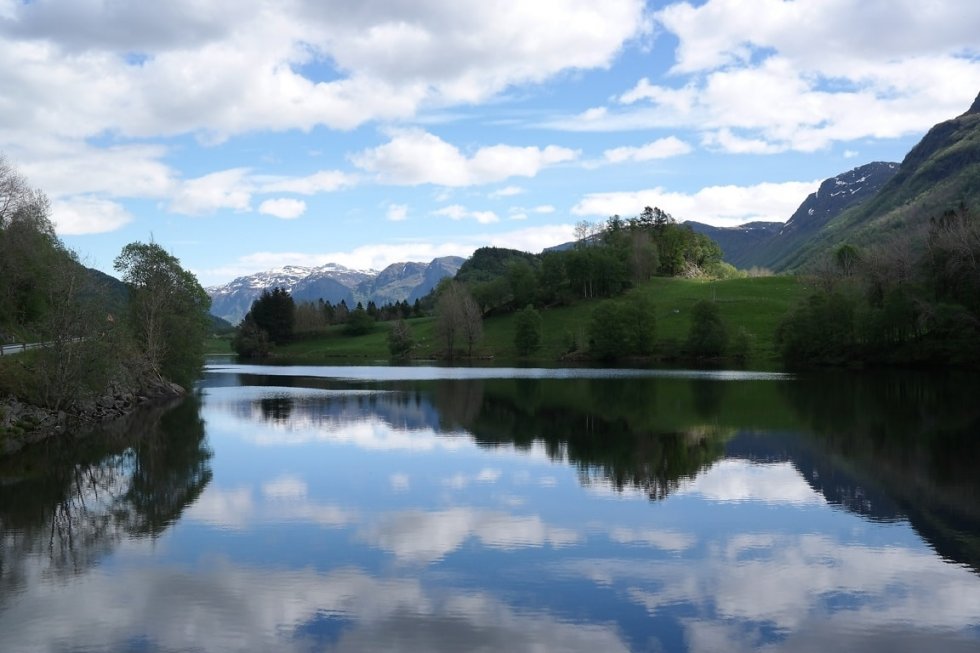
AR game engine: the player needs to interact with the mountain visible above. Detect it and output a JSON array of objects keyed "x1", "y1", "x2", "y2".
[
  {"x1": 686, "y1": 161, "x2": 900, "y2": 270},
  {"x1": 207, "y1": 266, "x2": 316, "y2": 324},
  {"x1": 782, "y1": 91, "x2": 980, "y2": 270},
  {"x1": 358, "y1": 256, "x2": 466, "y2": 306},
  {"x1": 206, "y1": 257, "x2": 464, "y2": 324}
]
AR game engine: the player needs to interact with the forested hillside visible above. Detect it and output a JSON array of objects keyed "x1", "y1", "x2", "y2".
[{"x1": 0, "y1": 155, "x2": 212, "y2": 450}]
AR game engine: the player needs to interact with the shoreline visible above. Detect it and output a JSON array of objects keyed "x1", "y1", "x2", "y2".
[{"x1": 0, "y1": 377, "x2": 186, "y2": 456}]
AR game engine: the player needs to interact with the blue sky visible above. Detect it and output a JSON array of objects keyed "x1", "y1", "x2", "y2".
[{"x1": 1, "y1": 0, "x2": 978, "y2": 286}]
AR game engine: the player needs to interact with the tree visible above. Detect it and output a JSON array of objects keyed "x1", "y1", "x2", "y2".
[
  {"x1": 514, "y1": 305, "x2": 543, "y2": 356},
  {"x1": 387, "y1": 319, "x2": 414, "y2": 359},
  {"x1": 114, "y1": 242, "x2": 210, "y2": 386},
  {"x1": 685, "y1": 300, "x2": 729, "y2": 359},
  {"x1": 436, "y1": 280, "x2": 482, "y2": 360},
  {"x1": 248, "y1": 287, "x2": 295, "y2": 344},
  {"x1": 588, "y1": 294, "x2": 655, "y2": 361},
  {"x1": 834, "y1": 243, "x2": 861, "y2": 278},
  {"x1": 344, "y1": 304, "x2": 374, "y2": 336},
  {"x1": 232, "y1": 315, "x2": 271, "y2": 358}
]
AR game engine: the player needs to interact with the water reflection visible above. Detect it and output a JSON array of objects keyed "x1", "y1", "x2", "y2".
[
  {"x1": 2, "y1": 365, "x2": 979, "y2": 651},
  {"x1": 0, "y1": 397, "x2": 211, "y2": 598}
]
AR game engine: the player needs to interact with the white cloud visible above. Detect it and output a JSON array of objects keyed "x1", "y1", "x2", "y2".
[
  {"x1": 603, "y1": 136, "x2": 692, "y2": 163},
  {"x1": 434, "y1": 204, "x2": 500, "y2": 224},
  {"x1": 258, "y1": 170, "x2": 356, "y2": 195},
  {"x1": 657, "y1": 0, "x2": 980, "y2": 75},
  {"x1": 489, "y1": 185, "x2": 525, "y2": 198},
  {"x1": 532, "y1": 204, "x2": 556, "y2": 214},
  {"x1": 169, "y1": 168, "x2": 252, "y2": 215},
  {"x1": 258, "y1": 197, "x2": 306, "y2": 219},
  {"x1": 352, "y1": 129, "x2": 579, "y2": 187},
  {"x1": 0, "y1": 0, "x2": 649, "y2": 142},
  {"x1": 572, "y1": 179, "x2": 820, "y2": 226},
  {"x1": 546, "y1": 1, "x2": 980, "y2": 152},
  {"x1": 17, "y1": 142, "x2": 175, "y2": 200},
  {"x1": 385, "y1": 203, "x2": 408, "y2": 221},
  {"x1": 50, "y1": 196, "x2": 133, "y2": 235}
]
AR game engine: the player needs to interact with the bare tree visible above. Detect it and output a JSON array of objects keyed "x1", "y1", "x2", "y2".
[
  {"x1": 436, "y1": 281, "x2": 483, "y2": 360},
  {"x1": 0, "y1": 153, "x2": 32, "y2": 228}
]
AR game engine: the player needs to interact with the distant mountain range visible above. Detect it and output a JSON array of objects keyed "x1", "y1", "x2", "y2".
[{"x1": 207, "y1": 256, "x2": 464, "y2": 323}]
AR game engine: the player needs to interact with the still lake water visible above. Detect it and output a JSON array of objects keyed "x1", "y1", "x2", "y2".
[{"x1": 2, "y1": 361, "x2": 980, "y2": 652}]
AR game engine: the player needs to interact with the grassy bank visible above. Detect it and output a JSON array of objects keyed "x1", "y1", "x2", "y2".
[{"x1": 267, "y1": 275, "x2": 806, "y2": 369}]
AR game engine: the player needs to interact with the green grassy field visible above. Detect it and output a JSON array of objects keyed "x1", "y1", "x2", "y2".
[{"x1": 269, "y1": 275, "x2": 808, "y2": 369}]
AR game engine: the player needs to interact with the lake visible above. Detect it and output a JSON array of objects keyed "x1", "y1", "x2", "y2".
[{"x1": 2, "y1": 362, "x2": 979, "y2": 652}]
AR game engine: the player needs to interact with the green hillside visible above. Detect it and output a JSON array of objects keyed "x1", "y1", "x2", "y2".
[{"x1": 271, "y1": 275, "x2": 806, "y2": 369}]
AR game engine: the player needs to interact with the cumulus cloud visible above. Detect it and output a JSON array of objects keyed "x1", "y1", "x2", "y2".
[
  {"x1": 0, "y1": 0, "x2": 648, "y2": 141},
  {"x1": 258, "y1": 170, "x2": 356, "y2": 195},
  {"x1": 168, "y1": 168, "x2": 252, "y2": 215},
  {"x1": 49, "y1": 196, "x2": 133, "y2": 235},
  {"x1": 258, "y1": 197, "x2": 306, "y2": 219},
  {"x1": 433, "y1": 204, "x2": 500, "y2": 224},
  {"x1": 572, "y1": 179, "x2": 820, "y2": 226},
  {"x1": 489, "y1": 185, "x2": 525, "y2": 198},
  {"x1": 603, "y1": 136, "x2": 692, "y2": 163},
  {"x1": 546, "y1": 0, "x2": 980, "y2": 152},
  {"x1": 352, "y1": 129, "x2": 579, "y2": 186}
]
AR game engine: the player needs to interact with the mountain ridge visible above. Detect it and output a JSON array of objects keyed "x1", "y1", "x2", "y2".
[
  {"x1": 207, "y1": 256, "x2": 464, "y2": 323},
  {"x1": 686, "y1": 161, "x2": 900, "y2": 270}
]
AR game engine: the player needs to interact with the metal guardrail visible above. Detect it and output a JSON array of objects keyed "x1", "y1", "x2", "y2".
[{"x1": 0, "y1": 342, "x2": 42, "y2": 356}]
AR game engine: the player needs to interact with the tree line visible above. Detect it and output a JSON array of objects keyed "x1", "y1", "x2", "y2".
[{"x1": 777, "y1": 204, "x2": 980, "y2": 367}]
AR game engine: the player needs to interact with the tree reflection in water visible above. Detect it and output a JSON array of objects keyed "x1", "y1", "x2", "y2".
[{"x1": 0, "y1": 396, "x2": 211, "y2": 594}]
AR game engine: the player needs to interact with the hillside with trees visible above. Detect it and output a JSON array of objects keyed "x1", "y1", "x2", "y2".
[{"x1": 0, "y1": 156, "x2": 212, "y2": 453}]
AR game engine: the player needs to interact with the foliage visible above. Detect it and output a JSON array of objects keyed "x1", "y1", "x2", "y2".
[
  {"x1": 248, "y1": 287, "x2": 295, "y2": 344},
  {"x1": 685, "y1": 300, "x2": 729, "y2": 359},
  {"x1": 777, "y1": 206, "x2": 980, "y2": 368},
  {"x1": 232, "y1": 315, "x2": 271, "y2": 358},
  {"x1": 513, "y1": 305, "x2": 543, "y2": 356},
  {"x1": 344, "y1": 304, "x2": 375, "y2": 336},
  {"x1": 114, "y1": 241, "x2": 211, "y2": 386},
  {"x1": 588, "y1": 294, "x2": 655, "y2": 361},
  {"x1": 387, "y1": 319, "x2": 414, "y2": 359}
]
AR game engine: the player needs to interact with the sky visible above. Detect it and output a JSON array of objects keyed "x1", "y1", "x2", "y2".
[{"x1": 1, "y1": 0, "x2": 978, "y2": 287}]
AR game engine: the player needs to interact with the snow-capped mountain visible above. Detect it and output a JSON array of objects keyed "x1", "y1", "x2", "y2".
[{"x1": 207, "y1": 257, "x2": 464, "y2": 324}]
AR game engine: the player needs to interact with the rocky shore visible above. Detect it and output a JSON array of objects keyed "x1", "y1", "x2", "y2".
[{"x1": 0, "y1": 377, "x2": 185, "y2": 456}]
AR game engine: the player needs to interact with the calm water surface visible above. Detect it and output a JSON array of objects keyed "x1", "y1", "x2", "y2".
[{"x1": 2, "y1": 362, "x2": 979, "y2": 652}]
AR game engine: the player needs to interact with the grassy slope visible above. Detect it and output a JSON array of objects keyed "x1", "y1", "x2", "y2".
[{"x1": 271, "y1": 276, "x2": 807, "y2": 369}]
